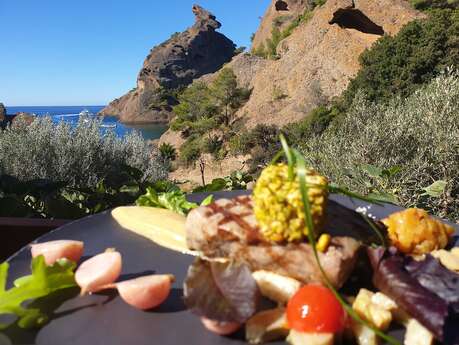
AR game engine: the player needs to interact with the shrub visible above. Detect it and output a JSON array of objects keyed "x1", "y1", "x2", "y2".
[
  {"x1": 159, "y1": 142, "x2": 177, "y2": 161},
  {"x1": 344, "y1": 9, "x2": 459, "y2": 104},
  {"x1": 410, "y1": 0, "x2": 459, "y2": 10},
  {"x1": 179, "y1": 136, "x2": 203, "y2": 166},
  {"x1": 0, "y1": 116, "x2": 167, "y2": 188},
  {"x1": 300, "y1": 70, "x2": 459, "y2": 220}
]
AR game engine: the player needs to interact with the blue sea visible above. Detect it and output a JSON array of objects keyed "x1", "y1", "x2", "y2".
[{"x1": 6, "y1": 106, "x2": 168, "y2": 140}]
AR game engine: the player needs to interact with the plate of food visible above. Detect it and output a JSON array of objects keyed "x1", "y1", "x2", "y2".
[{"x1": 1, "y1": 141, "x2": 458, "y2": 345}]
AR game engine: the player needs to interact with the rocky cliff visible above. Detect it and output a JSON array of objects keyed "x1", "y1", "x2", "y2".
[
  {"x1": 160, "y1": 0, "x2": 423, "y2": 185},
  {"x1": 0, "y1": 103, "x2": 5, "y2": 123},
  {"x1": 100, "y1": 5, "x2": 236, "y2": 124},
  {"x1": 234, "y1": 0, "x2": 423, "y2": 128}
]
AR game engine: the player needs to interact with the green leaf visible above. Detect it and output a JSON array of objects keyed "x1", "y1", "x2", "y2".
[
  {"x1": 367, "y1": 191, "x2": 399, "y2": 204},
  {"x1": 136, "y1": 187, "x2": 200, "y2": 216},
  {"x1": 0, "y1": 256, "x2": 76, "y2": 329},
  {"x1": 422, "y1": 180, "x2": 447, "y2": 197},
  {"x1": 200, "y1": 195, "x2": 214, "y2": 206},
  {"x1": 361, "y1": 164, "x2": 383, "y2": 178},
  {"x1": 381, "y1": 166, "x2": 402, "y2": 179}
]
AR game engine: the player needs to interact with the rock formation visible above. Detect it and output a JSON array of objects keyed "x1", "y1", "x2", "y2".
[
  {"x1": 160, "y1": 0, "x2": 423, "y2": 185},
  {"x1": 100, "y1": 5, "x2": 236, "y2": 124},
  {"x1": 0, "y1": 103, "x2": 6, "y2": 123},
  {"x1": 237, "y1": 0, "x2": 424, "y2": 128}
]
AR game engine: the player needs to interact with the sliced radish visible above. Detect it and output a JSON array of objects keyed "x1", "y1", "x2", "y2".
[
  {"x1": 31, "y1": 240, "x2": 84, "y2": 265},
  {"x1": 116, "y1": 274, "x2": 174, "y2": 310},
  {"x1": 75, "y1": 249, "x2": 122, "y2": 294},
  {"x1": 201, "y1": 317, "x2": 242, "y2": 335}
]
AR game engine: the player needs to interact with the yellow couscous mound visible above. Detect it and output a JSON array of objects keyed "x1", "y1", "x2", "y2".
[
  {"x1": 382, "y1": 208, "x2": 454, "y2": 255},
  {"x1": 253, "y1": 163, "x2": 328, "y2": 243}
]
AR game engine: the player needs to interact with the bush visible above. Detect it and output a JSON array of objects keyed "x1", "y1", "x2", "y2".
[
  {"x1": 410, "y1": 0, "x2": 459, "y2": 10},
  {"x1": 0, "y1": 116, "x2": 167, "y2": 188},
  {"x1": 159, "y1": 142, "x2": 177, "y2": 161},
  {"x1": 300, "y1": 70, "x2": 459, "y2": 220},
  {"x1": 179, "y1": 136, "x2": 203, "y2": 166},
  {"x1": 344, "y1": 9, "x2": 459, "y2": 104}
]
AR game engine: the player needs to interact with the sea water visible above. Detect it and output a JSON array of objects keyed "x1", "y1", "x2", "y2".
[{"x1": 6, "y1": 106, "x2": 168, "y2": 140}]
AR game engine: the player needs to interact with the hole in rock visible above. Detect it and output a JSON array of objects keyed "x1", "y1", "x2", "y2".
[
  {"x1": 275, "y1": 0, "x2": 289, "y2": 11},
  {"x1": 329, "y1": 9, "x2": 384, "y2": 35}
]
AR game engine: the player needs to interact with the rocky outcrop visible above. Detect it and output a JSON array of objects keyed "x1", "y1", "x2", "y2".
[
  {"x1": 252, "y1": 0, "x2": 311, "y2": 52},
  {"x1": 0, "y1": 103, "x2": 5, "y2": 123},
  {"x1": 238, "y1": 0, "x2": 424, "y2": 128},
  {"x1": 12, "y1": 112, "x2": 35, "y2": 127},
  {"x1": 160, "y1": 0, "x2": 423, "y2": 182},
  {"x1": 100, "y1": 5, "x2": 236, "y2": 124}
]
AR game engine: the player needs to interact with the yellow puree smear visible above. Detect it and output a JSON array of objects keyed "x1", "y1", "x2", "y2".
[{"x1": 111, "y1": 206, "x2": 198, "y2": 255}]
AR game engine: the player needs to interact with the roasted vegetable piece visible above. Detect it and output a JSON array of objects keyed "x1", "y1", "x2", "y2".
[
  {"x1": 404, "y1": 318, "x2": 434, "y2": 345},
  {"x1": 382, "y1": 208, "x2": 454, "y2": 255},
  {"x1": 349, "y1": 321, "x2": 377, "y2": 345},
  {"x1": 252, "y1": 270, "x2": 301, "y2": 304},
  {"x1": 432, "y1": 249, "x2": 459, "y2": 272},
  {"x1": 287, "y1": 330, "x2": 333, "y2": 345},
  {"x1": 253, "y1": 163, "x2": 328, "y2": 243},
  {"x1": 352, "y1": 289, "x2": 393, "y2": 331},
  {"x1": 246, "y1": 308, "x2": 288, "y2": 344},
  {"x1": 286, "y1": 285, "x2": 346, "y2": 333}
]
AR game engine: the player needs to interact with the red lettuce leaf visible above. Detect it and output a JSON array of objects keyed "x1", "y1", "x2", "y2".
[
  {"x1": 183, "y1": 258, "x2": 260, "y2": 323},
  {"x1": 368, "y1": 248, "x2": 458, "y2": 343}
]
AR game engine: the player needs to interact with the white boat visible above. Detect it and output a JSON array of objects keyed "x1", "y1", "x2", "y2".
[{"x1": 100, "y1": 123, "x2": 117, "y2": 129}]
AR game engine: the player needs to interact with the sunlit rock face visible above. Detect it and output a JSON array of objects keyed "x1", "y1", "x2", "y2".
[{"x1": 100, "y1": 5, "x2": 236, "y2": 124}]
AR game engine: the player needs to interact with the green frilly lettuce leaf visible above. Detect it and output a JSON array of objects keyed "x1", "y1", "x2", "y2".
[{"x1": 0, "y1": 256, "x2": 76, "y2": 329}]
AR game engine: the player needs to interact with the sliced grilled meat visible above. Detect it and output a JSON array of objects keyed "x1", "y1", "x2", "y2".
[{"x1": 186, "y1": 196, "x2": 362, "y2": 288}]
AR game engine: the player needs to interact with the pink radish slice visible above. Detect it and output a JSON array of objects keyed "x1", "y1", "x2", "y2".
[
  {"x1": 116, "y1": 274, "x2": 174, "y2": 310},
  {"x1": 201, "y1": 318, "x2": 242, "y2": 335},
  {"x1": 31, "y1": 240, "x2": 84, "y2": 265},
  {"x1": 75, "y1": 250, "x2": 122, "y2": 294}
]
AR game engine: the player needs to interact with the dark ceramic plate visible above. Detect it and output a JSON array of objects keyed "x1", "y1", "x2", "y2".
[{"x1": 2, "y1": 191, "x2": 458, "y2": 345}]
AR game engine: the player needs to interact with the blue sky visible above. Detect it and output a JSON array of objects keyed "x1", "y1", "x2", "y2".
[{"x1": 0, "y1": 0, "x2": 270, "y2": 106}]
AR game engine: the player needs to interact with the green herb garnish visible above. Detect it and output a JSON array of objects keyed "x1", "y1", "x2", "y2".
[
  {"x1": 0, "y1": 256, "x2": 77, "y2": 329},
  {"x1": 136, "y1": 187, "x2": 213, "y2": 216},
  {"x1": 279, "y1": 134, "x2": 401, "y2": 345}
]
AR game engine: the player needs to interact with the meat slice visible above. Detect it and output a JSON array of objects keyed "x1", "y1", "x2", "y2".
[{"x1": 186, "y1": 196, "x2": 361, "y2": 288}]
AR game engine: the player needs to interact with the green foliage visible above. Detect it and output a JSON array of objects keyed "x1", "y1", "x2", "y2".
[
  {"x1": 172, "y1": 69, "x2": 250, "y2": 165},
  {"x1": 179, "y1": 136, "x2": 203, "y2": 166},
  {"x1": 171, "y1": 81, "x2": 218, "y2": 135},
  {"x1": 410, "y1": 0, "x2": 459, "y2": 10},
  {"x1": 159, "y1": 142, "x2": 177, "y2": 161},
  {"x1": 0, "y1": 116, "x2": 167, "y2": 189},
  {"x1": 252, "y1": 43, "x2": 268, "y2": 58},
  {"x1": 258, "y1": 8, "x2": 314, "y2": 59},
  {"x1": 300, "y1": 71, "x2": 459, "y2": 220},
  {"x1": 0, "y1": 256, "x2": 76, "y2": 329},
  {"x1": 192, "y1": 171, "x2": 254, "y2": 193},
  {"x1": 311, "y1": 0, "x2": 327, "y2": 8},
  {"x1": 172, "y1": 69, "x2": 250, "y2": 138},
  {"x1": 235, "y1": 46, "x2": 247, "y2": 54},
  {"x1": 0, "y1": 165, "x2": 161, "y2": 219},
  {"x1": 344, "y1": 9, "x2": 459, "y2": 104},
  {"x1": 283, "y1": 104, "x2": 344, "y2": 142},
  {"x1": 136, "y1": 184, "x2": 212, "y2": 216}
]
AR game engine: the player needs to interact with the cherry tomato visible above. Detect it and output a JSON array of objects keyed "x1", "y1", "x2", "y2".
[{"x1": 287, "y1": 284, "x2": 346, "y2": 333}]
